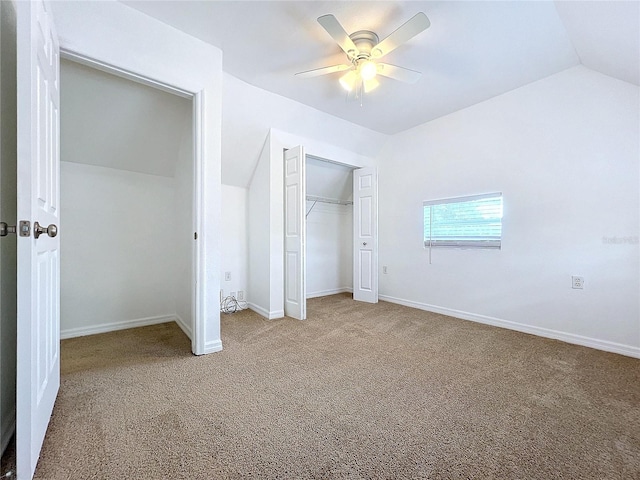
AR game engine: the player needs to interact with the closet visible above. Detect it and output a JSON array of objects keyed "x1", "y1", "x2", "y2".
[
  {"x1": 305, "y1": 156, "x2": 354, "y2": 299},
  {"x1": 59, "y1": 59, "x2": 195, "y2": 344},
  {"x1": 284, "y1": 146, "x2": 378, "y2": 321}
]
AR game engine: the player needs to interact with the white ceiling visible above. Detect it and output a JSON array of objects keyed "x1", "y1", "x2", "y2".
[
  {"x1": 122, "y1": 0, "x2": 639, "y2": 135},
  {"x1": 60, "y1": 59, "x2": 192, "y2": 177},
  {"x1": 60, "y1": 1, "x2": 639, "y2": 185},
  {"x1": 554, "y1": 1, "x2": 640, "y2": 86}
]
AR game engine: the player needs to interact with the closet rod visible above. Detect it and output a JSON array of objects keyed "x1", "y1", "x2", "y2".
[
  {"x1": 306, "y1": 195, "x2": 353, "y2": 206},
  {"x1": 305, "y1": 195, "x2": 353, "y2": 218}
]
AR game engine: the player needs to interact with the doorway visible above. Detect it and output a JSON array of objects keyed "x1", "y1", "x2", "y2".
[
  {"x1": 284, "y1": 147, "x2": 378, "y2": 320},
  {"x1": 13, "y1": 4, "x2": 222, "y2": 476},
  {"x1": 305, "y1": 156, "x2": 354, "y2": 299},
  {"x1": 59, "y1": 57, "x2": 197, "y2": 346}
]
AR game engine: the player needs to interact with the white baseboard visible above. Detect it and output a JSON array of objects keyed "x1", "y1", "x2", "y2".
[
  {"x1": 248, "y1": 303, "x2": 284, "y2": 320},
  {"x1": 174, "y1": 315, "x2": 192, "y2": 340},
  {"x1": 1, "y1": 406, "x2": 15, "y2": 456},
  {"x1": 203, "y1": 339, "x2": 223, "y2": 354},
  {"x1": 60, "y1": 314, "x2": 177, "y2": 339},
  {"x1": 307, "y1": 287, "x2": 352, "y2": 299},
  {"x1": 379, "y1": 295, "x2": 640, "y2": 359}
]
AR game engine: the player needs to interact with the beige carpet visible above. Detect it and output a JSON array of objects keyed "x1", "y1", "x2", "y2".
[{"x1": 5, "y1": 294, "x2": 640, "y2": 479}]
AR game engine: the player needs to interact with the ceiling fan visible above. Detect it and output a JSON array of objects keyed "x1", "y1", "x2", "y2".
[{"x1": 296, "y1": 13, "x2": 431, "y2": 99}]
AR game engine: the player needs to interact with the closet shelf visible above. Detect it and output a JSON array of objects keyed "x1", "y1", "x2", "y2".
[
  {"x1": 306, "y1": 195, "x2": 353, "y2": 217},
  {"x1": 306, "y1": 195, "x2": 353, "y2": 206}
]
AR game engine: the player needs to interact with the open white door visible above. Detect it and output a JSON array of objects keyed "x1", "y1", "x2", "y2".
[
  {"x1": 284, "y1": 146, "x2": 306, "y2": 320},
  {"x1": 16, "y1": 1, "x2": 60, "y2": 478},
  {"x1": 353, "y1": 167, "x2": 378, "y2": 303}
]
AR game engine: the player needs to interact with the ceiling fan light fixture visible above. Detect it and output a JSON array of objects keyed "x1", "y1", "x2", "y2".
[
  {"x1": 359, "y1": 60, "x2": 377, "y2": 81},
  {"x1": 339, "y1": 70, "x2": 357, "y2": 91},
  {"x1": 297, "y1": 12, "x2": 431, "y2": 102},
  {"x1": 363, "y1": 77, "x2": 379, "y2": 93}
]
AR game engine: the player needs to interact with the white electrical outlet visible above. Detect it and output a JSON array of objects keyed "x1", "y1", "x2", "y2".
[
  {"x1": 230, "y1": 291, "x2": 236, "y2": 299},
  {"x1": 383, "y1": 266, "x2": 388, "y2": 274},
  {"x1": 572, "y1": 276, "x2": 584, "y2": 289},
  {"x1": 225, "y1": 271, "x2": 231, "y2": 281},
  {"x1": 237, "y1": 291, "x2": 245, "y2": 301}
]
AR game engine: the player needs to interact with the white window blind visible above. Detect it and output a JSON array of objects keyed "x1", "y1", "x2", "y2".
[{"x1": 423, "y1": 193, "x2": 503, "y2": 249}]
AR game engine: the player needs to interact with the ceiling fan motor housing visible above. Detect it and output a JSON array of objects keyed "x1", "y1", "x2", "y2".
[{"x1": 349, "y1": 30, "x2": 380, "y2": 62}]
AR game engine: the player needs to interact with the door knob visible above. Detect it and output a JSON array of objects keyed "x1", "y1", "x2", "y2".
[
  {"x1": 0, "y1": 222, "x2": 16, "y2": 237},
  {"x1": 362, "y1": 242, "x2": 367, "y2": 246},
  {"x1": 34, "y1": 221, "x2": 58, "y2": 239}
]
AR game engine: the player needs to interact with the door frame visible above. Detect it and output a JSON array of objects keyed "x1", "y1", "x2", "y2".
[
  {"x1": 283, "y1": 148, "x2": 378, "y2": 316},
  {"x1": 59, "y1": 49, "x2": 205, "y2": 354},
  {"x1": 249, "y1": 128, "x2": 377, "y2": 319}
]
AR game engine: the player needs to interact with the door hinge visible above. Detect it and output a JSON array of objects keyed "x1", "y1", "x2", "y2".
[
  {"x1": 194, "y1": 232, "x2": 198, "y2": 240},
  {"x1": 1, "y1": 220, "x2": 30, "y2": 237}
]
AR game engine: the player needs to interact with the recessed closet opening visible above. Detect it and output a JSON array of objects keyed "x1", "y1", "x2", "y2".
[
  {"x1": 284, "y1": 145, "x2": 378, "y2": 321},
  {"x1": 305, "y1": 155, "x2": 354, "y2": 299},
  {"x1": 59, "y1": 58, "x2": 195, "y2": 348}
]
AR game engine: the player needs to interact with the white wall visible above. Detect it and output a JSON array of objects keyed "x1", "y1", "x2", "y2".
[
  {"x1": 222, "y1": 73, "x2": 387, "y2": 187},
  {"x1": 306, "y1": 203, "x2": 353, "y2": 298},
  {"x1": 60, "y1": 57, "x2": 191, "y2": 177},
  {"x1": 247, "y1": 135, "x2": 274, "y2": 317},
  {"x1": 52, "y1": 0, "x2": 223, "y2": 354},
  {"x1": 220, "y1": 185, "x2": 248, "y2": 300},
  {"x1": 378, "y1": 65, "x2": 640, "y2": 357},
  {"x1": 0, "y1": 0, "x2": 17, "y2": 455},
  {"x1": 60, "y1": 162, "x2": 178, "y2": 336}
]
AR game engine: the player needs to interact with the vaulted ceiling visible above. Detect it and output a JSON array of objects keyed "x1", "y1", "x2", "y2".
[
  {"x1": 123, "y1": 0, "x2": 639, "y2": 135},
  {"x1": 60, "y1": 1, "x2": 639, "y2": 184}
]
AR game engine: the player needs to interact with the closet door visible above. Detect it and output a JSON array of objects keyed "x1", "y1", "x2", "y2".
[
  {"x1": 284, "y1": 146, "x2": 306, "y2": 320},
  {"x1": 353, "y1": 167, "x2": 378, "y2": 303}
]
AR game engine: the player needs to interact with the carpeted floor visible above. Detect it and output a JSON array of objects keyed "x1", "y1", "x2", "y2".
[{"x1": 4, "y1": 294, "x2": 640, "y2": 479}]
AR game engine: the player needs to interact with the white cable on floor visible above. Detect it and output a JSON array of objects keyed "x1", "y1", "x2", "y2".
[{"x1": 220, "y1": 295, "x2": 248, "y2": 314}]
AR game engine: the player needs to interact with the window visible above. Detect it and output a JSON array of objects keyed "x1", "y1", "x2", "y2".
[{"x1": 423, "y1": 193, "x2": 503, "y2": 249}]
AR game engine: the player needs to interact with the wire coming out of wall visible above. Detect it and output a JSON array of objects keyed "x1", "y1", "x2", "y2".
[{"x1": 220, "y1": 295, "x2": 248, "y2": 314}]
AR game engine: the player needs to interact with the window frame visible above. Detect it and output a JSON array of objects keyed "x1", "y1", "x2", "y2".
[{"x1": 423, "y1": 192, "x2": 503, "y2": 250}]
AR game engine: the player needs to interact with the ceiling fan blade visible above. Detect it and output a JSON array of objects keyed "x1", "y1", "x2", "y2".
[
  {"x1": 376, "y1": 63, "x2": 422, "y2": 84},
  {"x1": 295, "y1": 64, "x2": 352, "y2": 78},
  {"x1": 317, "y1": 14, "x2": 359, "y2": 58},
  {"x1": 372, "y1": 12, "x2": 431, "y2": 58}
]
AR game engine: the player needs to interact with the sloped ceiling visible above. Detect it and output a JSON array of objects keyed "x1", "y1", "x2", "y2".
[
  {"x1": 122, "y1": 0, "x2": 639, "y2": 135},
  {"x1": 60, "y1": 59, "x2": 191, "y2": 177},
  {"x1": 554, "y1": 1, "x2": 640, "y2": 86},
  {"x1": 61, "y1": 1, "x2": 639, "y2": 185}
]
